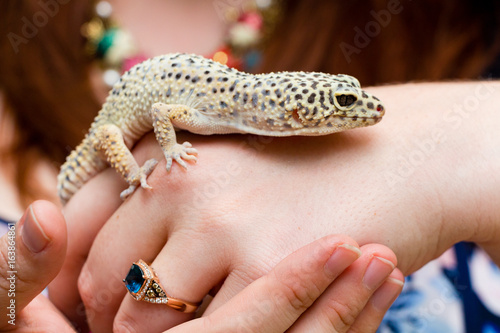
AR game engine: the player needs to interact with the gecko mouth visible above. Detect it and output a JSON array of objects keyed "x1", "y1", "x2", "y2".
[{"x1": 292, "y1": 109, "x2": 304, "y2": 125}]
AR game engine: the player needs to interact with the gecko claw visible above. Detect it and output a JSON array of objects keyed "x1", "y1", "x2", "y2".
[{"x1": 164, "y1": 142, "x2": 197, "y2": 172}]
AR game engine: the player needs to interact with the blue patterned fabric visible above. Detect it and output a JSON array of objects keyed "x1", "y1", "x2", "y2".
[
  {"x1": 0, "y1": 216, "x2": 12, "y2": 236},
  {"x1": 379, "y1": 243, "x2": 500, "y2": 332}
]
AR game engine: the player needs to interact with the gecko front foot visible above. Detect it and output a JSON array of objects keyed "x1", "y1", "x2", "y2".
[
  {"x1": 164, "y1": 142, "x2": 198, "y2": 171},
  {"x1": 120, "y1": 158, "x2": 159, "y2": 200}
]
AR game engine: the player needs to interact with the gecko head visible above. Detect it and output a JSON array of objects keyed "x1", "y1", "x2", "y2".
[{"x1": 288, "y1": 74, "x2": 385, "y2": 135}]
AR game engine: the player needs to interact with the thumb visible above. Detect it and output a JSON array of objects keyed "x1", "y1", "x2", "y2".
[{"x1": 0, "y1": 200, "x2": 67, "y2": 328}]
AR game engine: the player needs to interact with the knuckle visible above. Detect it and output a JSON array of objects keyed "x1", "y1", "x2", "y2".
[
  {"x1": 113, "y1": 323, "x2": 135, "y2": 333},
  {"x1": 323, "y1": 298, "x2": 360, "y2": 331},
  {"x1": 113, "y1": 312, "x2": 140, "y2": 333},
  {"x1": 77, "y1": 269, "x2": 100, "y2": 315},
  {"x1": 273, "y1": 269, "x2": 322, "y2": 312}
]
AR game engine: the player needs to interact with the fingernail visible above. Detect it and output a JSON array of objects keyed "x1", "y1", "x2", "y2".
[
  {"x1": 21, "y1": 205, "x2": 50, "y2": 253},
  {"x1": 324, "y1": 244, "x2": 362, "y2": 278},
  {"x1": 370, "y1": 277, "x2": 404, "y2": 311},
  {"x1": 363, "y1": 256, "x2": 395, "y2": 290}
]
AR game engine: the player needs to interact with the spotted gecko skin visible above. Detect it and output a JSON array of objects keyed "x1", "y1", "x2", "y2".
[{"x1": 57, "y1": 53, "x2": 385, "y2": 203}]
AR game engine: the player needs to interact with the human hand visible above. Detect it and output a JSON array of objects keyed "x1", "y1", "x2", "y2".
[
  {"x1": 0, "y1": 201, "x2": 74, "y2": 332},
  {"x1": 51, "y1": 81, "x2": 500, "y2": 331},
  {"x1": 166, "y1": 235, "x2": 404, "y2": 333}
]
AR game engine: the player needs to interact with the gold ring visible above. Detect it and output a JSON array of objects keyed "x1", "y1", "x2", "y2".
[{"x1": 123, "y1": 259, "x2": 200, "y2": 313}]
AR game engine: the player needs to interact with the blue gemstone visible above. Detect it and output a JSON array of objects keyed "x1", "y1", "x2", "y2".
[{"x1": 123, "y1": 264, "x2": 144, "y2": 293}]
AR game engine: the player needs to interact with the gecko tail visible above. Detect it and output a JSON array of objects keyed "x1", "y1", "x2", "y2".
[{"x1": 57, "y1": 136, "x2": 107, "y2": 205}]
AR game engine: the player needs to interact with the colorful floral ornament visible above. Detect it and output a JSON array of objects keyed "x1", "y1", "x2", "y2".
[{"x1": 82, "y1": 1, "x2": 279, "y2": 87}]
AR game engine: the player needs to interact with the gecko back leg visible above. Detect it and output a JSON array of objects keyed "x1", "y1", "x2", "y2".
[{"x1": 92, "y1": 123, "x2": 158, "y2": 200}]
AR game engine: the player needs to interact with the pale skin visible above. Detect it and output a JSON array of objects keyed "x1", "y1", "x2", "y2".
[
  {"x1": 0, "y1": 201, "x2": 403, "y2": 332},
  {"x1": 49, "y1": 81, "x2": 500, "y2": 332}
]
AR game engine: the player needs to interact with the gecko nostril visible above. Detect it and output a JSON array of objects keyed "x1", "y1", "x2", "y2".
[{"x1": 376, "y1": 105, "x2": 384, "y2": 112}]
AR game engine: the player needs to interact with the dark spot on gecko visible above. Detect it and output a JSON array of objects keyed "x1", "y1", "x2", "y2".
[
  {"x1": 175, "y1": 73, "x2": 182, "y2": 79},
  {"x1": 252, "y1": 93, "x2": 258, "y2": 107},
  {"x1": 220, "y1": 87, "x2": 225, "y2": 93},
  {"x1": 179, "y1": 88, "x2": 185, "y2": 95},
  {"x1": 327, "y1": 122, "x2": 333, "y2": 127},
  {"x1": 338, "y1": 83, "x2": 344, "y2": 88},
  {"x1": 261, "y1": 102, "x2": 266, "y2": 111},
  {"x1": 300, "y1": 83, "x2": 307, "y2": 87},
  {"x1": 323, "y1": 83, "x2": 331, "y2": 88},
  {"x1": 308, "y1": 93, "x2": 316, "y2": 104},
  {"x1": 352, "y1": 116, "x2": 358, "y2": 121},
  {"x1": 191, "y1": 77, "x2": 199, "y2": 83},
  {"x1": 243, "y1": 93, "x2": 248, "y2": 104},
  {"x1": 356, "y1": 100, "x2": 363, "y2": 106},
  {"x1": 275, "y1": 89, "x2": 282, "y2": 98},
  {"x1": 361, "y1": 108, "x2": 367, "y2": 114},
  {"x1": 185, "y1": 75, "x2": 191, "y2": 80},
  {"x1": 362, "y1": 92, "x2": 369, "y2": 98},
  {"x1": 166, "y1": 87, "x2": 171, "y2": 97},
  {"x1": 161, "y1": 73, "x2": 166, "y2": 80},
  {"x1": 267, "y1": 119, "x2": 274, "y2": 126},
  {"x1": 168, "y1": 72, "x2": 173, "y2": 78},
  {"x1": 222, "y1": 77, "x2": 229, "y2": 82},
  {"x1": 291, "y1": 87, "x2": 298, "y2": 92},
  {"x1": 311, "y1": 81, "x2": 318, "y2": 89},
  {"x1": 212, "y1": 88, "x2": 217, "y2": 94},
  {"x1": 279, "y1": 101, "x2": 285, "y2": 108},
  {"x1": 367, "y1": 102, "x2": 374, "y2": 109},
  {"x1": 295, "y1": 94, "x2": 303, "y2": 100},
  {"x1": 183, "y1": 110, "x2": 187, "y2": 114},
  {"x1": 207, "y1": 77, "x2": 213, "y2": 83},
  {"x1": 269, "y1": 99, "x2": 276, "y2": 107},
  {"x1": 171, "y1": 63, "x2": 178, "y2": 67},
  {"x1": 233, "y1": 93, "x2": 240, "y2": 101},
  {"x1": 312, "y1": 107, "x2": 318, "y2": 116},
  {"x1": 263, "y1": 90, "x2": 270, "y2": 96},
  {"x1": 302, "y1": 89, "x2": 309, "y2": 94},
  {"x1": 204, "y1": 70, "x2": 210, "y2": 75},
  {"x1": 254, "y1": 81, "x2": 262, "y2": 88},
  {"x1": 329, "y1": 90, "x2": 334, "y2": 104},
  {"x1": 373, "y1": 96, "x2": 380, "y2": 101},
  {"x1": 252, "y1": 115, "x2": 258, "y2": 122},
  {"x1": 220, "y1": 101, "x2": 228, "y2": 108}
]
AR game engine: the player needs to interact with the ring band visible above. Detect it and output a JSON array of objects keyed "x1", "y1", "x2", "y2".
[{"x1": 123, "y1": 259, "x2": 200, "y2": 313}]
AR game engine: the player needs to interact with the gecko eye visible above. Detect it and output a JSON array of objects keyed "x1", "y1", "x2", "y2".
[{"x1": 334, "y1": 92, "x2": 358, "y2": 110}]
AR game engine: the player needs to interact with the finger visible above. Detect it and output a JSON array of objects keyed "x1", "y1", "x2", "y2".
[
  {"x1": 347, "y1": 268, "x2": 404, "y2": 333},
  {"x1": 288, "y1": 243, "x2": 397, "y2": 333},
  {"x1": 112, "y1": 229, "x2": 230, "y2": 332},
  {"x1": 49, "y1": 168, "x2": 123, "y2": 330},
  {"x1": 15, "y1": 295, "x2": 76, "y2": 332},
  {"x1": 164, "y1": 235, "x2": 362, "y2": 333},
  {"x1": 0, "y1": 201, "x2": 67, "y2": 329}
]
